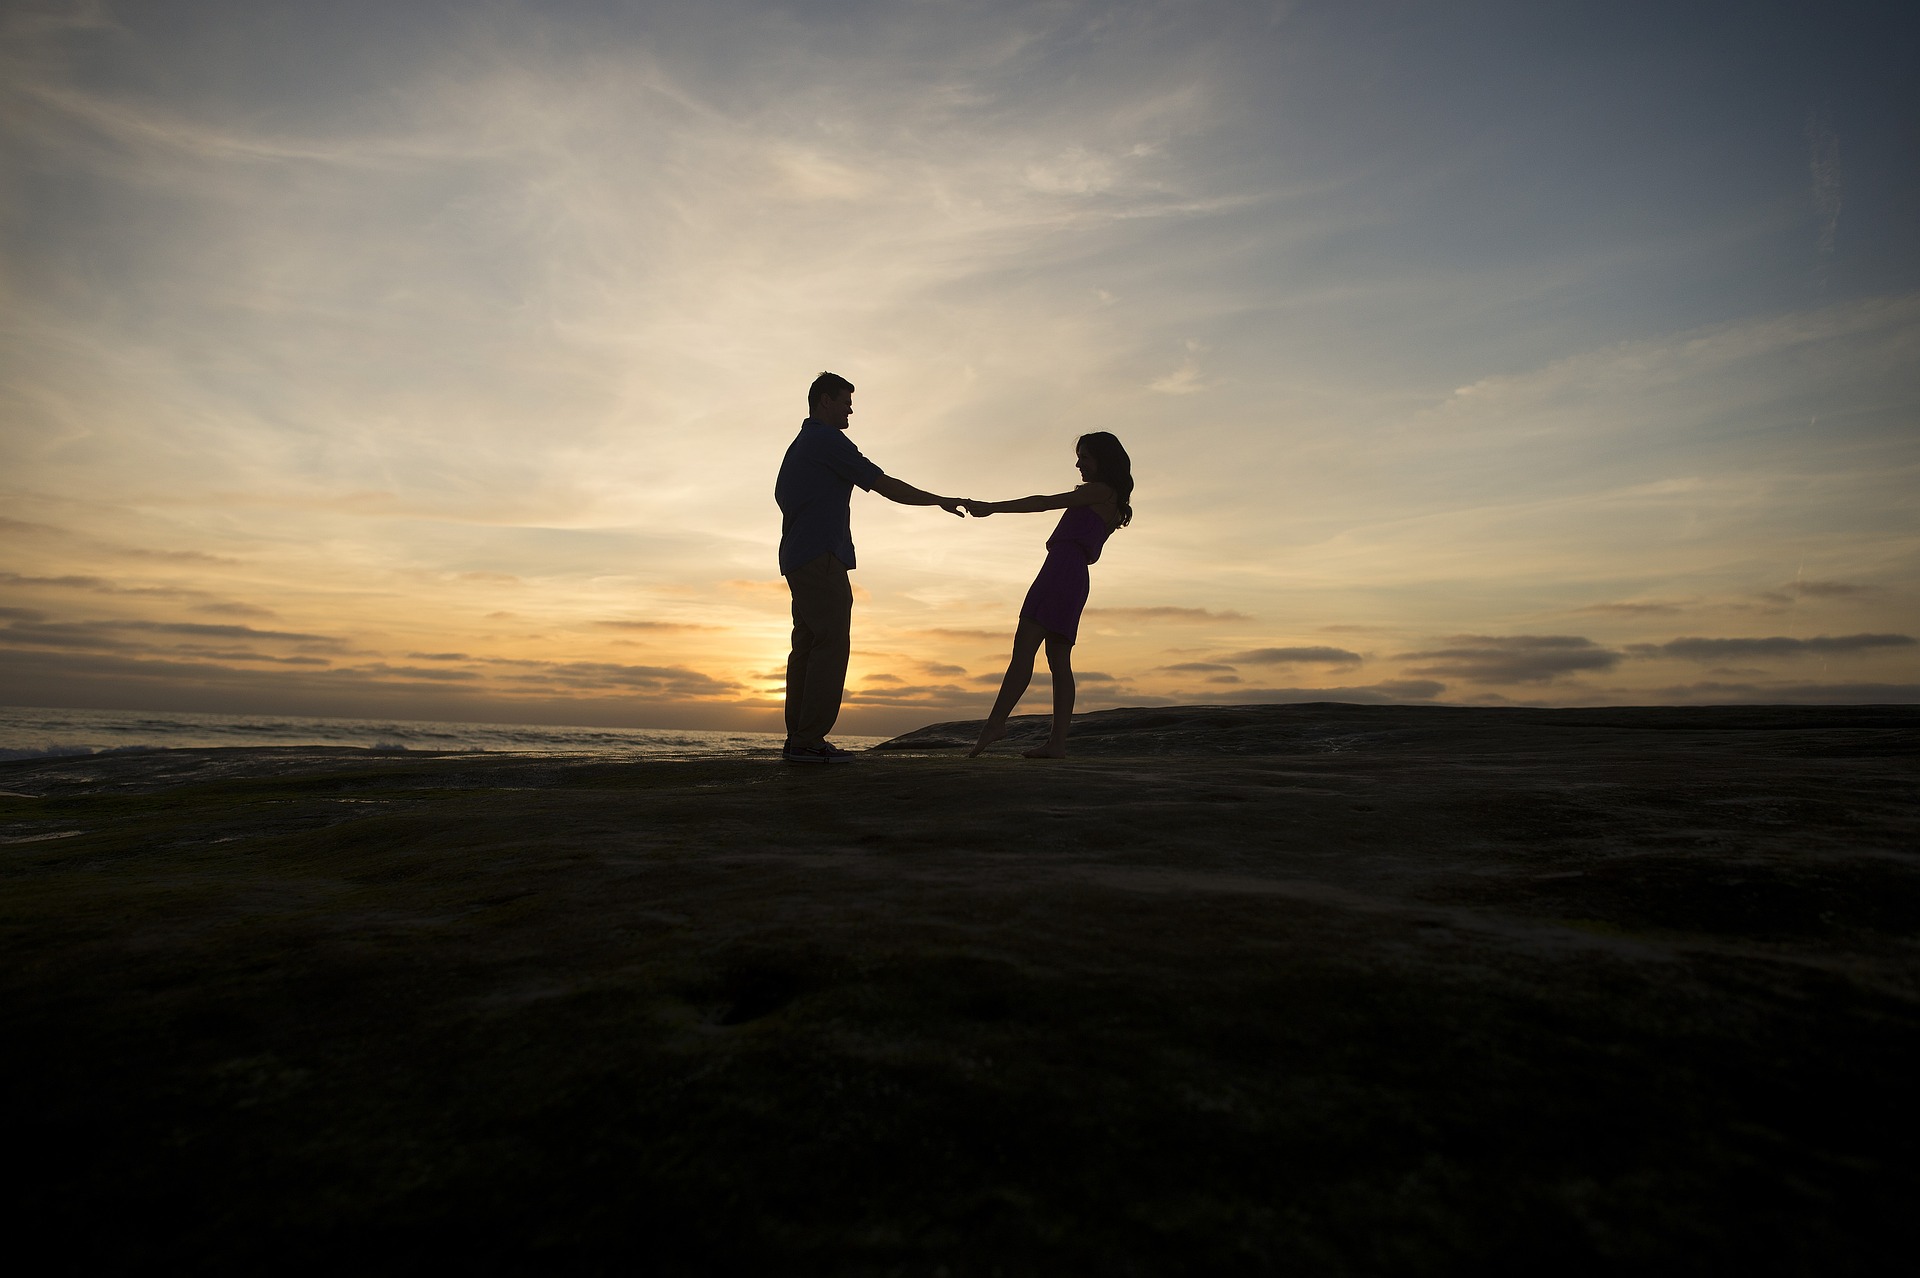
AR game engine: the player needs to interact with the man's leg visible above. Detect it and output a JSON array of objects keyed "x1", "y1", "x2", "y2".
[
  {"x1": 783, "y1": 640, "x2": 805, "y2": 745},
  {"x1": 784, "y1": 553, "x2": 852, "y2": 748},
  {"x1": 784, "y1": 591, "x2": 810, "y2": 744}
]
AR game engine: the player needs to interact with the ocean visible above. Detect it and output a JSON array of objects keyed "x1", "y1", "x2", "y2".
[{"x1": 0, "y1": 705, "x2": 886, "y2": 761}]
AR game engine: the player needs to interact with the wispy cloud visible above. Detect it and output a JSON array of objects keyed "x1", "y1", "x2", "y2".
[
  {"x1": 1219, "y1": 646, "x2": 1362, "y2": 666},
  {"x1": 1085, "y1": 607, "x2": 1253, "y2": 622},
  {"x1": 1779, "y1": 580, "x2": 1873, "y2": 598},
  {"x1": 1657, "y1": 681, "x2": 1920, "y2": 704},
  {"x1": 1630, "y1": 634, "x2": 1915, "y2": 661},
  {"x1": 1398, "y1": 636, "x2": 1621, "y2": 684},
  {"x1": 0, "y1": 615, "x2": 349, "y2": 653},
  {"x1": 1188, "y1": 680, "x2": 1445, "y2": 705},
  {"x1": 1575, "y1": 601, "x2": 1687, "y2": 616},
  {"x1": 593, "y1": 619, "x2": 730, "y2": 633}
]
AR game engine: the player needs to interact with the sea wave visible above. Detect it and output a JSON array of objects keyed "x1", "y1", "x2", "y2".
[
  {"x1": 0, "y1": 744, "x2": 164, "y2": 762},
  {"x1": 0, "y1": 705, "x2": 878, "y2": 760}
]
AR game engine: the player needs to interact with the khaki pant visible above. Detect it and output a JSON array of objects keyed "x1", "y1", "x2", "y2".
[{"x1": 784, "y1": 552, "x2": 853, "y2": 746}]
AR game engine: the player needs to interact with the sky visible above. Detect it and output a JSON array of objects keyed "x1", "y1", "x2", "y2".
[{"x1": 1, "y1": 0, "x2": 1916, "y2": 736}]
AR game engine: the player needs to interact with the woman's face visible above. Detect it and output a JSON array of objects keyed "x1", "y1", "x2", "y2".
[{"x1": 1076, "y1": 445, "x2": 1099, "y2": 482}]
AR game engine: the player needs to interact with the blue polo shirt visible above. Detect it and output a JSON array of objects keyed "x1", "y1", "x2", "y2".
[{"x1": 775, "y1": 418, "x2": 886, "y2": 575}]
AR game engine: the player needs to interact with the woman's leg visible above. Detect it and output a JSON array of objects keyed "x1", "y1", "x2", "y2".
[
  {"x1": 1023, "y1": 633, "x2": 1076, "y2": 758},
  {"x1": 969, "y1": 619, "x2": 1048, "y2": 756}
]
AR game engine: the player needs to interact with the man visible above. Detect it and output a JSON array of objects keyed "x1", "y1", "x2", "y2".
[{"x1": 776, "y1": 371, "x2": 961, "y2": 764}]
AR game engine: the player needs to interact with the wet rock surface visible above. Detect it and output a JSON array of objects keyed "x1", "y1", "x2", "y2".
[{"x1": 3, "y1": 703, "x2": 1917, "y2": 1273}]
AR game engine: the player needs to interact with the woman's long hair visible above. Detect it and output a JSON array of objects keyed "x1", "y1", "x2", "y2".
[{"x1": 1077, "y1": 431, "x2": 1133, "y2": 528}]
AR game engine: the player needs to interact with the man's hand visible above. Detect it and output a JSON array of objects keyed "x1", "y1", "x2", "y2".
[
  {"x1": 937, "y1": 499, "x2": 966, "y2": 518},
  {"x1": 962, "y1": 500, "x2": 995, "y2": 518}
]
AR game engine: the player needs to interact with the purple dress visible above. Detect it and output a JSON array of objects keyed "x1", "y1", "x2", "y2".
[{"x1": 1018, "y1": 505, "x2": 1114, "y2": 643}]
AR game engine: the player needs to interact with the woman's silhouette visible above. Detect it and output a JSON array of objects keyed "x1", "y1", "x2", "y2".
[{"x1": 964, "y1": 432, "x2": 1133, "y2": 758}]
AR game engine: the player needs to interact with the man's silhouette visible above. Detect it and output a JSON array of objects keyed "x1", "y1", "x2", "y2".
[{"x1": 776, "y1": 372, "x2": 960, "y2": 764}]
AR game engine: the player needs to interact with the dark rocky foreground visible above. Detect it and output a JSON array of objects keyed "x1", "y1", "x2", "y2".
[{"x1": 3, "y1": 702, "x2": 1917, "y2": 1274}]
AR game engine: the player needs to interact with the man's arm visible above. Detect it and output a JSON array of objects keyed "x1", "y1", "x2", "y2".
[{"x1": 871, "y1": 473, "x2": 964, "y2": 516}]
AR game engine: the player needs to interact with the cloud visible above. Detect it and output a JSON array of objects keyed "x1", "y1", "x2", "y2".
[
  {"x1": 481, "y1": 658, "x2": 741, "y2": 697},
  {"x1": 1433, "y1": 295, "x2": 1920, "y2": 436},
  {"x1": 1, "y1": 573, "x2": 275, "y2": 620},
  {"x1": 192, "y1": 601, "x2": 278, "y2": 618},
  {"x1": 1085, "y1": 607, "x2": 1252, "y2": 623},
  {"x1": 172, "y1": 648, "x2": 331, "y2": 667},
  {"x1": 1575, "y1": 601, "x2": 1686, "y2": 616},
  {"x1": 1629, "y1": 633, "x2": 1915, "y2": 661},
  {"x1": 1189, "y1": 680, "x2": 1446, "y2": 704},
  {"x1": 1159, "y1": 661, "x2": 1236, "y2": 673},
  {"x1": 0, "y1": 616, "x2": 350, "y2": 653},
  {"x1": 110, "y1": 546, "x2": 239, "y2": 565},
  {"x1": 1780, "y1": 580, "x2": 1874, "y2": 598},
  {"x1": 1219, "y1": 646, "x2": 1363, "y2": 666},
  {"x1": 333, "y1": 663, "x2": 482, "y2": 683},
  {"x1": 843, "y1": 682, "x2": 977, "y2": 709},
  {"x1": 1147, "y1": 340, "x2": 1206, "y2": 394},
  {"x1": 0, "y1": 646, "x2": 755, "y2": 726},
  {"x1": 0, "y1": 571, "x2": 216, "y2": 600},
  {"x1": 1398, "y1": 635, "x2": 1621, "y2": 683},
  {"x1": 0, "y1": 606, "x2": 744, "y2": 703},
  {"x1": 965, "y1": 671, "x2": 1116, "y2": 686},
  {"x1": 594, "y1": 619, "x2": 729, "y2": 632},
  {"x1": 1656, "y1": 681, "x2": 1920, "y2": 704}
]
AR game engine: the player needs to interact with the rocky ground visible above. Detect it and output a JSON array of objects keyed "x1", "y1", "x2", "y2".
[{"x1": 3, "y1": 702, "x2": 1917, "y2": 1274}]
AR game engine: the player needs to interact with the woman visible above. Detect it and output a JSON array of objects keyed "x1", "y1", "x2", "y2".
[{"x1": 963, "y1": 432, "x2": 1133, "y2": 758}]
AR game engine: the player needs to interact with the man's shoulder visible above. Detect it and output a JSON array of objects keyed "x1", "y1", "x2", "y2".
[
  {"x1": 788, "y1": 420, "x2": 841, "y2": 447},
  {"x1": 790, "y1": 423, "x2": 868, "y2": 461},
  {"x1": 780, "y1": 423, "x2": 825, "y2": 461}
]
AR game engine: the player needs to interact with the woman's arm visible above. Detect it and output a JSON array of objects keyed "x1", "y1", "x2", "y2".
[{"x1": 965, "y1": 483, "x2": 1112, "y2": 517}]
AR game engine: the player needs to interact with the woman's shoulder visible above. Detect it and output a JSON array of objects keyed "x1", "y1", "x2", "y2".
[
  {"x1": 1074, "y1": 481, "x2": 1117, "y2": 500},
  {"x1": 1072, "y1": 486, "x2": 1120, "y2": 532}
]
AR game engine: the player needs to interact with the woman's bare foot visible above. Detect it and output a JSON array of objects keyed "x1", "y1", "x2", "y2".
[
  {"x1": 1021, "y1": 743, "x2": 1066, "y2": 759},
  {"x1": 968, "y1": 723, "x2": 1008, "y2": 757}
]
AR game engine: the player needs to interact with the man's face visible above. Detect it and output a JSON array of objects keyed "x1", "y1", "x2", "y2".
[{"x1": 817, "y1": 388, "x2": 853, "y2": 426}]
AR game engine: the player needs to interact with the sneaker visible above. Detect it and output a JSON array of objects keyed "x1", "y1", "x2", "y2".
[{"x1": 782, "y1": 740, "x2": 855, "y2": 764}]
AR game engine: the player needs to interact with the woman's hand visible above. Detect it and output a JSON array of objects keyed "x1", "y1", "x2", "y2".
[{"x1": 962, "y1": 500, "x2": 996, "y2": 518}]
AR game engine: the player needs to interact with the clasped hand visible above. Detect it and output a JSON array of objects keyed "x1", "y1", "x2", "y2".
[{"x1": 938, "y1": 499, "x2": 996, "y2": 518}]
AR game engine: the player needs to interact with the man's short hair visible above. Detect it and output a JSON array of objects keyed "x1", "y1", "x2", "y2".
[{"x1": 808, "y1": 371, "x2": 855, "y2": 415}]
